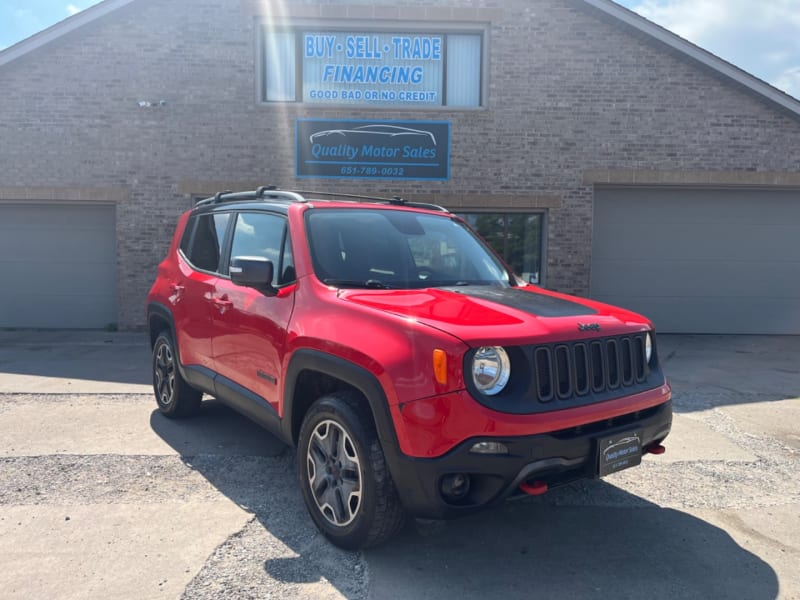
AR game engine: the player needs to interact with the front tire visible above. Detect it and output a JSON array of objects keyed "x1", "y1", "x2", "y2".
[
  {"x1": 297, "y1": 391, "x2": 406, "y2": 550},
  {"x1": 152, "y1": 330, "x2": 202, "y2": 418}
]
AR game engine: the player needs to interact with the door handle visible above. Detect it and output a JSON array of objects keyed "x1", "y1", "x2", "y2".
[
  {"x1": 169, "y1": 283, "x2": 185, "y2": 293},
  {"x1": 210, "y1": 296, "x2": 233, "y2": 310}
]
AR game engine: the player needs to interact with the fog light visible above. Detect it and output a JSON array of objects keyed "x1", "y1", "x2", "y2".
[
  {"x1": 469, "y1": 441, "x2": 509, "y2": 455},
  {"x1": 440, "y1": 473, "x2": 471, "y2": 501}
]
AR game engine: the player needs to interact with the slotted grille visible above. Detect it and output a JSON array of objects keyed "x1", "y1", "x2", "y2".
[{"x1": 528, "y1": 334, "x2": 650, "y2": 404}]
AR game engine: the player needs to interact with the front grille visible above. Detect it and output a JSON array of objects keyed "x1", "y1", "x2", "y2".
[
  {"x1": 529, "y1": 333, "x2": 650, "y2": 405},
  {"x1": 464, "y1": 332, "x2": 663, "y2": 415}
]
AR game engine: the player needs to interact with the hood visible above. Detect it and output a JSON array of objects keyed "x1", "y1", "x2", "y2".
[{"x1": 340, "y1": 285, "x2": 651, "y2": 346}]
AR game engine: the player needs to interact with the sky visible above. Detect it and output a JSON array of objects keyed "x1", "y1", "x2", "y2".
[{"x1": 0, "y1": 0, "x2": 798, "y2": 99}]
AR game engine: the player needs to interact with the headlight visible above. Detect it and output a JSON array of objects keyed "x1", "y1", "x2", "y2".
[
  {"x1": 471, "y1": 346, "x2": 511, "y2": 395},
  {"x1": 645, "y1": 332, "x2": 653, "y2": 363}
]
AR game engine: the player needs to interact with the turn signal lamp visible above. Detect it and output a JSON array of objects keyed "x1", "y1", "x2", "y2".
[{"x1": 433, "y1": 349, "x2": 447, "y2": 384}]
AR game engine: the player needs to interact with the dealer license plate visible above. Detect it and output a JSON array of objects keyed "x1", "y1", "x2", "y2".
[{"x1": 597, "y1": 430, "x2": 642, "y2": 477}]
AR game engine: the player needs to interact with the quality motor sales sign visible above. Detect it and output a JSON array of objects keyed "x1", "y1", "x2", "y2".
[{"x1": 296, "y1": 119, "x2": 451, "y2": 181}]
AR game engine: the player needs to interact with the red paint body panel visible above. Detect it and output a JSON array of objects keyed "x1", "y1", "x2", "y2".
[
  {"x1": 341, "y1": 286, "x2": 652, "y2": 345},
  {"x1": 172, "y1": 257, "x2": 217, "y2": 370},
  {"x1": 279, "y1": 275, "x2": 468, "y2": 414},
  {"x1": 147, "y1": 212, "x2": 216, "y2": 370},
  {"x1": 211, "y1": 276, "x2": 296, "y2": 414},
  {"x1": 391, "y1": 383, "x2": 671, "y2": 458}
]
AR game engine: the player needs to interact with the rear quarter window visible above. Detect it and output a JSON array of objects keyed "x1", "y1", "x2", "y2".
[
  {"x1": 185, "y1": 213, "x2": 231, "y2": 273},
  {"x1": 179, "y1": 216, "x2": 196, "y2": 256}
]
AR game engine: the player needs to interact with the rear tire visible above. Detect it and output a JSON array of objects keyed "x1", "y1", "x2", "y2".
[
  {"x1": 297, "y1": 391, "x2": 406, "y2": 550},
  {"x1": 152, "y1": 330, "x2": 202, "y2": 418}
]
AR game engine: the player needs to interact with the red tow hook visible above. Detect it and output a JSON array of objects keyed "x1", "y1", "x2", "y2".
[
  {"x1": 519, "y1": 480, "x2": 548, "y2": 496},
  {"x1": 646, "y1": 443, "x2": 667, "y2": 455}
]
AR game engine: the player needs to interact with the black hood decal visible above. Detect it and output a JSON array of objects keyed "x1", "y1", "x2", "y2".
[{"x1": 441, "y1": 286, "x2": 598, "y2": 318}]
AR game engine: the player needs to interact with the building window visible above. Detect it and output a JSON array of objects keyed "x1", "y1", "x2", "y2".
[
  {"x1": 262, "y1": 27, "x2": 484, "y2": 108},
  {"x1": 458, "y1": 213, "x2": 545, "y2": 284},
  {"x1": 265, "y1": 32, "x2": 297, "y2": 102}
]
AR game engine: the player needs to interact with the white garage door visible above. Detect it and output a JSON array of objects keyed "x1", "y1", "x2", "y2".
[
  {"x1": 591, "y1": 188, "x2": 800, "y2": 334},
  {"x1": 0, "y1": 203, "x2": 117, "y2": 329}
]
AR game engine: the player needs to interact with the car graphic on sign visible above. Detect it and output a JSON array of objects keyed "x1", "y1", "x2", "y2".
[{"x1": 309, "y1": 124, "x2": 437, "y2": 146}]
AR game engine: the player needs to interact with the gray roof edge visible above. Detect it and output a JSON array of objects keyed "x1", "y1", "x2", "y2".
[
  {"x1": 0, "y1": 0, "x2": 137, "y2": 67},
  {"x1": 581, "y1": 0, "x2": 800, "y2": 118}
]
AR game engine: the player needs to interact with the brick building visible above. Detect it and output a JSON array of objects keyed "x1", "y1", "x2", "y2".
[{"x1": 1, "y1": 0, "x2": 799, "y2": 333}]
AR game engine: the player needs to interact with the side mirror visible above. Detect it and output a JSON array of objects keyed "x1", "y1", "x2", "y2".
[{"x1": 230, "y1": 256, "x2": 277, "y2": 296}]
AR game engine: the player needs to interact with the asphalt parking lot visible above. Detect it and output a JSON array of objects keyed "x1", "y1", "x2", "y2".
[{"x1": 0, "y1": 331, "x2": 798, "y2": 599}]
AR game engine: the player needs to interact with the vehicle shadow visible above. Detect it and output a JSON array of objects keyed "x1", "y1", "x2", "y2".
[
  {"x1": 0, "y1": 331, "x2": 151, "y2": 390},
  {"x1": 364, "y1": 490, "x2": 779, "y2": 600},
  {"x1": 150, "y1": 402, "x2": 779, "y2": 600}
]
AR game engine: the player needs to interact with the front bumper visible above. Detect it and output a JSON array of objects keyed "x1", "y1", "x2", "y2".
[{"x1": 387, "y1": 399, "x2": 672, "y2": 519}]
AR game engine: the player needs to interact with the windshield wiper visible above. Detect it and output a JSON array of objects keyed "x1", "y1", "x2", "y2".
[
  {"x1": 322, "y1": 278, "x2": 391, "y2": 289},
  {"x1": 422, "y1": 280, "x2": 473, "y2": 287}
]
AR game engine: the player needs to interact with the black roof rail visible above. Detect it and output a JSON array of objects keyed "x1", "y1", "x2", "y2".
[
  {"x1": 289, "y1": 190, "x2": 449, "y2": 213},
  {"x1": 194, "y1": 187, "x2": 448, "y2": 213},
  {"x1": 195, "y1": 187, "x2": 307, "y2": 207}
]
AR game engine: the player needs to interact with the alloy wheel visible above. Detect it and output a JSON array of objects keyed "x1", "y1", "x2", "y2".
[
  {"x1": 306, "y1": 419, "x2": 363, "y2": 527},
  {"x1": 154, "y1": 342, "x2": 176, "y2": 407}
]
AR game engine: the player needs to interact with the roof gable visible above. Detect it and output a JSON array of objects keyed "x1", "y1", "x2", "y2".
[
  {"x1": 1, "y1": 0, "x2": 799, "y2": 119},
  {"x1": 0, "y1": 0, "x2": 136, "y2": 67},
  {"x1": 579, "y1": 0, "x2": 800, "y2": 118}
]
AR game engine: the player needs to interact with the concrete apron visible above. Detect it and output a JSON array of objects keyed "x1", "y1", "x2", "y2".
[
  {"x1": 0, "y1": 331, "x2": 152, "y2": 394},
  {"x1": 0, "y1": 332, "x2": 798, "y2": 599},
  {"x1": 0, "y1": 332, "x2": 265, "y2": 599},
  {"x1": 0, "y1": 394, "x2": 277, "y2": 600}
]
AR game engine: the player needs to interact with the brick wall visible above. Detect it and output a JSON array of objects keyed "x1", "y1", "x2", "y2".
[{"x1": 1, "y1": 0, "x2": 798, "y2": 327}]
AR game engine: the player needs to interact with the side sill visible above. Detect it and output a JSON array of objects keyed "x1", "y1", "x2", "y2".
[
  {"x1": 183, "y1": 365, "x2": 216, "y2": 395},
  {"x1": 213, "y1": 374, "x2": 284, "y2": 441}
]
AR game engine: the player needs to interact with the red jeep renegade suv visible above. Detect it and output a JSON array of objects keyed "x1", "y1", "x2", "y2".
[{"x1": 146, "y1": 188, "x2": 672, "y2": 549}]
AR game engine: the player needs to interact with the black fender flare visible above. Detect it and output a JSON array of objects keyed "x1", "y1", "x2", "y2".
[
  {"x1": 282, "y1": 348, "x2": 402, "y2": 459},
  {"x1": 146, "y1": 303, "x2": 192, "y2": 381},
  {"x1": 146, "y1": 302, "x2": 176, "y2": 349},
  {"x1": 146, "y1": 302, "x2": 215, "y2": 394}
]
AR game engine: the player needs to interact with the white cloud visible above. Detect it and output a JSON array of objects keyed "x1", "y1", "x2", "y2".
[
  {"x1": 620, "y1": 0, "x2": 800, "y2": 99},
  {"x1": 66, "y1": 4, "x2": 81, "y2": 16},
  {"x1": 628, "y1": 0, "x2": 727, "y2": 40},
  {"x1": 775, "y1": 66, "x2": 800, "y2": 98}
]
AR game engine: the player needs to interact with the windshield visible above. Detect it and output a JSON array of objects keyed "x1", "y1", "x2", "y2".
[{"x1": 306, "y1": 209, "x2": 512, "y2": 289}]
